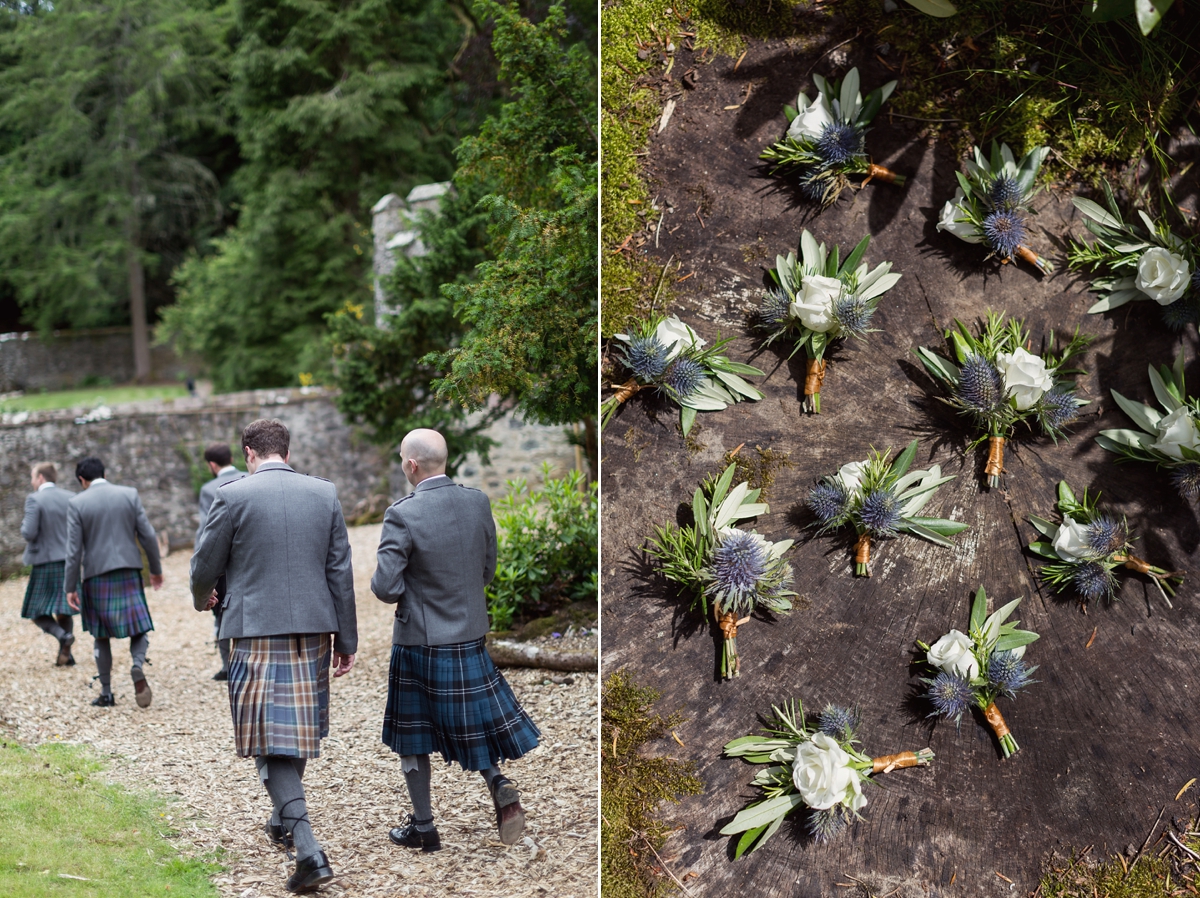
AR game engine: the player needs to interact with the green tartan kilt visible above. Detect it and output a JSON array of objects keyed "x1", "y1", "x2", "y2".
[{"x1": 21, "y1": 562, "x2": 74, "y2": 619}]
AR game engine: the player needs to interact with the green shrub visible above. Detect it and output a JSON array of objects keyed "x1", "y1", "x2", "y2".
[{"x1": 487, "y1": 464, "x2": 597, "y2": 631}]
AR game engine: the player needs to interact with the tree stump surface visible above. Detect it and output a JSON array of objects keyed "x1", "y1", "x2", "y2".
[{"x1": 601, "y1": 42, "x2": 1200, "y2": 898}]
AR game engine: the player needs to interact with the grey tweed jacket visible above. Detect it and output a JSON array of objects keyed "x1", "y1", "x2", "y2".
[
  {"x1": 196, "y1": 466, "x2": 245, "y2": 542},
  {"x1": 190, "y1": 461, "x2": 358, "y2": 655},
  {"x1": 370, "y1": 476, "x2": 497, "y2": 646},
  {"x1": 21, "y1": 484, "x2": 73, "y2": 566},
  {"x1": 64, "y1": 481, "x2": 162, "y2": 585}
]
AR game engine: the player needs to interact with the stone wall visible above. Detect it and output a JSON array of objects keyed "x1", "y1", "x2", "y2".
[{"x1": 0, "y1": 387, "x2": 576, "y2": 571}]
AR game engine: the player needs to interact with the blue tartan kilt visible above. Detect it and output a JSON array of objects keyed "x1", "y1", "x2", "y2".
[
  {"x1": 382, "y1": 638, "x2": 541, "y2": 771},
  {"x1": 227, "y1": 634, "x2": 331, "y2": 759},
  {"x1": 21, "y1": 561, "x2": 74, "y2": 619},
  {"x1": 80, "y1": 569, "x2": 154, "y2": 639}
]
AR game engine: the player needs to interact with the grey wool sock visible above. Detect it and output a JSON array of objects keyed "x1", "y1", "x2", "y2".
[
  {"x1": 129, "y1": 633, "x2": 149, "y2": 673},
  {"x1": 260, "y1": 756, "x2": 321, "y2": 862},
  {"x1": 33, "y1": 615, "x2": 67, "y2": 641},
  {"x1": 93, "y1": 638, "x2": 113, "y2": 695},
  {"x1": 480, "y1": 766, "x2": 503, "y2": 790},
  {"x1": 56, "y1": 613, "x2": 73, "y2": 636},
  {"x1": 401, "y1": 754, "x2": 435, "y2": 830}
]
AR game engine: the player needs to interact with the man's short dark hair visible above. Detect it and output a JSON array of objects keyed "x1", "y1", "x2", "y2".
[
  {"x1": 76, "y1": 457, "x2": 105, "y2": 482},
  {"x1": 32, "y1": 461, "x2": 57, "y2": 483},
  {"x1": 203, "y1": 442, "x2": 233, "y2": 467},
  {"x1": 242, "y1": 419, "x2": 290, "y2": 460}
]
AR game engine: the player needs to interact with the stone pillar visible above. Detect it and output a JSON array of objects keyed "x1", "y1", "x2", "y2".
[{"x1": 371, "y1": 182, "x2": 454, "y2": 322}]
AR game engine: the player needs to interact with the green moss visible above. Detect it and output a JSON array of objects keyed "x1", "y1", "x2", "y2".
[
  {"x1": 720, "y1": 444, "x2": 793, "y2": 501},
  {"x1": 601, "y1": 671, "x2": 703, "y2": 898},
  {"x1": 1038, "y1": 841, "x2": 1200, "y2": 898}
]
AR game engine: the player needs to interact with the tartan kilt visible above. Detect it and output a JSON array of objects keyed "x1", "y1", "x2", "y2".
[
  {"x1": 228, "y1": 634, "x2": 331, "y2": 759},
  {"x1": 80, "y1": 569, "x2": 153, "y2": 639},
  {"x1": 21, "y1": 561, "x2": 74, "y2": 619},
  {"x1": 382, "y1": 638, "x2": 541, "y2": 771}
]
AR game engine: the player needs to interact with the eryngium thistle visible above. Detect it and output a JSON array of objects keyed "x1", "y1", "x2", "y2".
[
  {"x1": 817, "y1": 704, "x2": 861, "y2": 742},
  {"x1": 622, "y1": 335, "x2": 669, "y2": 382},
  {"x1": 808, "y1": 481, "x2": 850, "y2": 527},
  {"x1": 710, "y1": 530, "x2": 769, "y2": 601},
  {"x1": 859, "y1": 488, "x2": 902, "y2": 535},
  {"x1": 808, "y1": 805, "x2": 851, "y2": 843},
  {"x1": 759, "y1": 288, "x2": 791, "y2": 332},
  {"x1": 1037, "y1": 388, "x2": 1080, "y2": 435},
  {"x1": 1161, "y1": 297, "x2": 1199, "y2": 331},
  {"x1": 832, "y1": 293, "x2": 874, "y2": 337},
  {"x1": 1086, "y1": 515, "x2": 1128, "y2": 557},
  {"x1": 1171, "y1": 463, "x2": 1200, "y2": 500},
  {"x1": 926, "y1": 671, "x2": 973, "y2": 721},
  {"x1": 814, "y1": 121, "x2": 864, "y2": 166},
  {"x1": 662, "y1": 357, "x2": 705, "y2": 400},
  {"x1": 1073, "y1": 560, "x2": 1117, "y2": 602},
  {"x1": 955, "y1": 354, "x2": 1004, "y2": 413},
  {"x1": 988, "y1": 175, "x2": 1022, "y2": 210},
  {"x1": 982, "y1": 210, "x2": 1027, "y2": 259},
  {"x1": 987, "y1": 650, "x2": 1033, "y2": 698}
]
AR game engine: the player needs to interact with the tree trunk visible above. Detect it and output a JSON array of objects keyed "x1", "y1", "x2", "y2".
[
  {"x1": 128, "y1": 245, "x2": 151, "y2": 383},
  {"x1": 486, "y1": 638, "x2": 596, "y2": 671},
  {"x1": 582, "y1": 414, "x2": 597, "y2": 483}
]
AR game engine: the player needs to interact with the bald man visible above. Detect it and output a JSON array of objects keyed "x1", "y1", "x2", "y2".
[{"x1": 371, "y1": 429, "x2": 540, "y2": 851}]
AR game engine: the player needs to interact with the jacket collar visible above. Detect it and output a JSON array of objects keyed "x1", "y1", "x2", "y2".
[
  {"x1": 414, "y1": 474, "x2": 453, "y2": 492},
  {"x1": 254, "y1": 460, "x2": 294, "y2": 474}
]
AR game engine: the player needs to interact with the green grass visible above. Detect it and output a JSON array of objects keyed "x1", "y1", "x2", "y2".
[
  {"x1": 0, "y1": 740, "x2": 221, "y2": 898},
  {"x1": 0, "y1": 384, "x2": 189, "y2": 413}
]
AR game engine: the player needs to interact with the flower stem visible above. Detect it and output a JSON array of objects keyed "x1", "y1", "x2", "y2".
[
  {"x1": 1015, "y1": 244, "x2": 1053, "y2": 275},
  {"x1": 722, "y1": 636, "x2": 740, "y2": 679},
  {"x1": 982, "y1": 701, "x2": 1019, "y2": 758}
]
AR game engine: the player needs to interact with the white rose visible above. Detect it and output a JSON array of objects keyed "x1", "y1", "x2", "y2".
[
  {"x1": 834, "y1": 459, "x2": 868, "y2": 496},
  {"x1": 1051, "y1": 515, "x2": 1092, "y2": 561},
  {"x1": 792, "y1": 732, "x2": 865, "y2": 812},
  {"x1": 788, "y1": 274, "x2": 844, "y2": 333},
  {"x1": 654, "y1": 316, "x2": 706, "y2": 361},
  {"x1": 1136, "y1": 247, "x2": 1191, "y2": 305},
  {"x1": 926, "y1": 629, "x2": 980, "y2": 680},
  {"x1": 787, "y1": 93, "x2": 834, "y2": 142},
  {"x1": 935, "y1": 188, "x2": 982, "y2": 244},
  {"x1": 1150, "y1": 405, "x2": 1200, "y2": 459},
  {"x1": 995, "y1": 347, "x2": 1054, "y2": 411}
]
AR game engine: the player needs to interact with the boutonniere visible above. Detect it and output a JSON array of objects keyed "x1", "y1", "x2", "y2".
[
  {"x1": 1098, "y1": 353, "x2": 1200, "y2": 502},
  {"x1": 720, "y1": 699, "x2": 933, "y2": 853},
  {"x1": 1069, "y1": 184, "x2": 1198, "y2": 328},
  {"x1": 808, "y1": 440, "x2": 966, "y2": 576},
  {"x1": 756, "y1": 231, "x2": 902, "y2": 413},
  {"x1": 917, "y1": 586, "x2": 1039, "y2": 759},
  {"x1": 603, "y1": 315, "x2": 764, "y2": 436},
  {"x1": 1029, "y1": 481, "x2": 1182, "y2": 608},
  {"x1": 916, "y1": 313, "x2": 1090, "y2": 489},
  {"x1": 935, "y1": 142, "x2": 1053, "y2": 274},
  {"x1": 646, "y1": 464, "x2": 794, "y2": 679},
  {"x1": 760, "y1": 68, "x2": 905, "y2": 208}
]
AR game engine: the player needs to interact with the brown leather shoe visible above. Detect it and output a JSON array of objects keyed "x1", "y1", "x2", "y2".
[
  {"x1": 132, "y1": 667, "x2": 152, "y2": 708},
  {"x1": 490, "y1": 775, "x2": 525, "y2": 845},
  {"x1": 56, "y1": 634, "x2": 75, "y2": 667}
]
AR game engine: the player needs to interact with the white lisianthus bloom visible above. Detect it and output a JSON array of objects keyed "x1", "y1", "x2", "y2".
[
  {"x1": 1150, "y1": 405, "x2": 1200, "y2": 459},
  {"x1": 787, "y1": 93, "x2": 835, "y2": 142},
  {"x1": 792, "y1": 733, "x2": 865, "y2": 812},
  {"x1": 995, "y1": 347, "x2": 1054, "y2": 410},
  {"x1": 834, "y1": 459, "x2": 869, "y2": 496},
  {"x1": 926, "y1": 629, "x2": 980, "y2": 680},
  {"x1": 654, "y1": 316, "x2": 707, "y2": 361},
  {"x1": 935, "y1": 188, "x2": 982, "y2": 244},
  {"x1": 1136, "y1": 247, "x2": 1191, "y2": 305},
  {"x1": 1051, "y1": 515, "x2": 1092, "y2": 561},
  {"x1": 788, "y1": 274, "x2": 844, "y2": 333}
]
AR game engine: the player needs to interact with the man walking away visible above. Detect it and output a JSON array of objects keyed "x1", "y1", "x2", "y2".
[
  {"x1": 20, "y1": 462, "x2": 77, "y2": 666},
  {"x1": 197, "y1": 442, "x2": 245, "y2": 680},
  {"x1": 64, "y1": 457, "x2": 163, "y2": 708},
  {"x1": 372, "y1": 428, "x2": 540, "y2": 852},
  {"x1": 191, "y1": 419, "x2": 357, "y2": 894}
]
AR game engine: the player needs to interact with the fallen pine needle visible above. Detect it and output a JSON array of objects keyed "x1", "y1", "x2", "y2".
[
  {"x1": 995, "y1": 872, "x2": 1013, "y2": 883},
  {"x1": 672, "y1": 730, "x2": 685, "y2": 748},
  {"x1": 1178, "y1": 778, "x2": 1197, "y2": 801},
  {"x1": 1086, "y1": 627, "x2": 1097, "y2": 649},
  {"x1": 950, "y1": 872, "x2": 956, "y2": 886},
  {"x1": 733, "y1": 49, "x2": 747, "y2": 71}
]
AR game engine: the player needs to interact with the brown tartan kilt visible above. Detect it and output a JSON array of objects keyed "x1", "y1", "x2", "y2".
[{"x1": 227, "y1": 634, "x2": 330, "y2": 758}]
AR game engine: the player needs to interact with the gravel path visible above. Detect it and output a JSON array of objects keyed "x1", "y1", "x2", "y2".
[{"x1": 0, "y1": 524, "x2": 598, "y2": 898}]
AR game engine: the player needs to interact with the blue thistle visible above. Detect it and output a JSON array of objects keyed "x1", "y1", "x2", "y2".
[
  {"x1": 926, "y1": 671, "x2": 974, "y2": 722},
  {"x1": 955, "y1": 354, "x2": 1004, "y2": 414},
  {"x1": 798, "y1": 167, "x2": 835, "y2": 204},
  {"x1": 832, "y1": 293, "x2": 874, "y2": 337},
  {"x1": 986, "y1": 650, "x2": 1034, "y2": 698},
  {"x1": 1171, "y1": 463, "x2": 1200, "y2": 501},
  {"x1": 859, "y1": 487, "x2": 902, "y2": 536},
  {"x1": 760, "y1": 288, "x2": 791, "y2": 332},
  {"x1": 1086, "y1": 515, "x2": 1127, "y2": 557},
  {"x1": 709, "y1": 530, "x2": 769, "y2": 601},
  {"x1": 982, "y1": 210, "x2": 1027, "y2": 259},
  {"x1": 1038, "y1": 388, "x2": 1080, "y2": 435},
  {"x1": 622, "y1": 335, "x2": 669, "y2": 382},
  {"x1": 1161, "y1": 297, "x2": 1199, "y2": 331},
  {"x1": 808, "y1": 481, "x2": 849, "y2": 527},
  {"x1": 807, "y1": 806, "x2": 850, "y2": 843},
  {"x1": 661, "y1": 357, "x2": 705, "y2": 400},
  {"x1": 817, "y1": 704, "x2": 861, "y2": 743},
  {"x1": 814, "y1": 121, "x2": 864, "y2": 166},
  {"x1": 1073, "y1": 561, "x2": 1116, "y2": 602},
  {"x1": 988, "y1": 175, "x2": 1022, "y2": 210}
]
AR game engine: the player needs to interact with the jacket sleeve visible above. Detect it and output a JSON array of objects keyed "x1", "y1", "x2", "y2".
[
  {"x1": 190, "y1": 491, "x2": 232, "y2": 610},
  {"x1": 63, "y1": 501, "x2": 83, "y2": 592},
  {"x1": 133, "y1": 493, "x2": 162, "y2": 576},
  {"x1": 20, "y1": 494, "x2": 39, "y2": 543},
  {"x1": 370, "y1": 503, "x2": 411, "y2": 604},
  {"x1": 324, "y1": 496, "x2": 357, "y2": 655},
  {"x1": 483, "y1": 501, "x2": 498, "y2": 587},
  {"x1": 196, "y1": 482, "x2": 214, "y2": 542}
]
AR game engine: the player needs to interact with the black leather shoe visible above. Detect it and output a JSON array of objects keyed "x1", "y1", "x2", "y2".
[
  {"x1": 388, "y1": 814, "x2": 441, "y2": 852},
  {"x1": 91, "y1": 694, "x2": 115, "y2": 707},
  {"x1": 56, "y1": 634, "x2": 75, "y2": 667},
  {"x1": 285, "y1": 850, "x2": 334, "y2": 893},
  {"x1": 490, "y1": 775, "x2": 525, "y2": 845},
  {"x1": 212, "y1": 669, "x2": 229, "y2": 681},
  {"x1": 265, "y1": 820, "x2": 294, "y2": 849}
]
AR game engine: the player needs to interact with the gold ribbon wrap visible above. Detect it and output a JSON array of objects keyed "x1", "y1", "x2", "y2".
[
  {"x1": 982, "y1": 702, "x2": 1010, "y2": 740},
  {"x1": 803, "y1": 358, "x2": 827, "y2": 398},
  {"x1": 872, "y1": 752, "x2": 922, "y2": 774},
  {"x1": 985, "y1": 436, "x2": 1006, "y2": 479}
]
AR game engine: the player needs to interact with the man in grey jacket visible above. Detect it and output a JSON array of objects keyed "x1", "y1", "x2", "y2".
[
  {"x1": 20, "y1": 461, "x2": 77, "y2": 666},
  {"x1": 64, "y1": 457, "x2": 163, "y2": 708},
  {"x1": 372, "y1": 428, "x2": 540, "y2": 852},
  {"x1": 196, "y1": 442, "x2": 245, "y2": 680},
  {"x1": 191, "y1": 418, "x2": 356, "y2": 895}
]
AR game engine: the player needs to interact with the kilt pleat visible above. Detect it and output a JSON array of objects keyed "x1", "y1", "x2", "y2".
[
  {"x1": 21, "y1": 561, "x2": 73, "y2": 619},
  {"x1": 228, "y1": 634, "x2": 330, "y2": 758},
  {"x1": 382, "y1": 638, "x2": 541, "y2": 771},
  {"x1": 80, "y1": 569, "x2": 153, "y2": 639}
]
